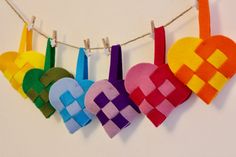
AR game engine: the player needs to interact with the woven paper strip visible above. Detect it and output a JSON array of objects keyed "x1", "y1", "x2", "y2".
[
  {"x1": 23, "y1": 39, "x2": 73, "y2": 118},
  {"x1": 167, "y1": 0, "x2": 236, "y2": 104},
  {"x1": 125, "y1": 26, "x2": 191, "y2": 127},
  {"x1": 0, "y1": 23, "x2": 45, "y2": 97},
  {"x1": 49, "y1": 48, "x2": 93, "y2": 133},
  {"x1": 85, "y1": 45, "x2": 140, "y2": 138}
]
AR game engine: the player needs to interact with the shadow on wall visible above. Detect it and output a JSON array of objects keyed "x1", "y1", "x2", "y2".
[
  {"x1": 81, "y1": 117, "x2": 100, "y2": 138},
  {"x1": 213, "y1": 76, "x2": 236, "y2": 110},
  {"x1": 164, "y1": 94, "x2": 197, "y2": 132},
  {"x1": 119, "y1": 114, "x2": 145, "y2": 142},
  {"x1": 53, "y1": 112, "x2": 62, "y2": 123}
]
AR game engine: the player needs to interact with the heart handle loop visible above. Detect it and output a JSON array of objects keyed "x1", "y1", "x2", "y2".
[
  {"x1": 44, "y1": 38, "x2": 55, "y2": 71},
  {"x1": 108, "y1": 45, "x2": 123, "y2": 82},
  {"x1": 18, "y1": 23, "x2": 32, "y2": 54},
  {"x1": 199, "y1": 0, "x2": 211, "y2": 39},
  {"x1": 154, "y1": 26, "x2": 166, "y2": 66},
  {"x1": 76, "y1": 48, "x2": 88, "y2": 81}
]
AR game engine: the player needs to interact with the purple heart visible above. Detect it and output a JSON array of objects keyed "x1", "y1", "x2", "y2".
[{"x1": 85, "y1": 45, "x2": 140, "y2": 138}]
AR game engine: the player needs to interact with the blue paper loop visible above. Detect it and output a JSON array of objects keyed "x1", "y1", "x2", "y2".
[{"x1": 76, "y1": 48, "x2": 88, "y2": 81}]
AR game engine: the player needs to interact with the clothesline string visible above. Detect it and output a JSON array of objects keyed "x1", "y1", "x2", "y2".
[{"x1": 4, "y1": 0, "x2": 195, "y2": 51}]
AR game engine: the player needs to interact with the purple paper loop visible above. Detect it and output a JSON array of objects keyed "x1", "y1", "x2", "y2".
[{"x1": 108, "y1": 45, "x2": 123, "y2": 82}]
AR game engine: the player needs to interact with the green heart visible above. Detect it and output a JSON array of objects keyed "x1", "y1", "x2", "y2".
[
  {"x1": 23, "y1": 68, "x2": 73, "y2": 118},
  {"x1": 23, "y1": 39, "x2": 74, "y2": 118}
]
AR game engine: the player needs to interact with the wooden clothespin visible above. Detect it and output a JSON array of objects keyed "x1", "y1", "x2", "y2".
[
  {"x1": 151, "y1": 20, "x2": 155, "y2": 38},
  {"x1": 84, "y1": 38, "x2": 91, "y2": 52},
  {"x1": 28, "y1": 16, "x2": 36, "y2": 30},
  {"x1": 102, "y1": 37, "x2": 110, "y2": 54},
  {"x1": 51, "y1": 30, "x2": 57, "y2": 47}
]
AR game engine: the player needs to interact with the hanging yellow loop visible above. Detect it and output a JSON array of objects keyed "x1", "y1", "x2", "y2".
[{"x1": 0, "y1": 23, "x2": 45, "y2": 98}]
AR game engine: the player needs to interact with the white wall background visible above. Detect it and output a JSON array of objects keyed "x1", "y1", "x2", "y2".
[{"x1": 1, "y1": 0, "x2": 236, "y2": 157}]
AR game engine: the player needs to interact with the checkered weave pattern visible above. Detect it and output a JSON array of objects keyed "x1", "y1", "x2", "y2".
[
  {"x1": 49, "y1": 49, "x2": 93, "y2": 133},
  {"x1": 23, "y1": 68, "x2": 74, "y2": 118},
  {"x1": 2, "y1": 52, "x2": 44, "y2": 97},
  {"x1": 85, "y1": 45, "x2": 140, "y2": 138},
  {"x1": 168, "y1": 36, "x2": 236, "y2": 104},
  {"x1": 126, "y1": 64, "x2": 191, "y2": 127},
  {"x1": 0, "y1": 24, "x2": 45, "y2": 97},
  {"x1": 125, "y1": 26, "x2": 191, "y2": 127},
  {"x1": 168, "y1": 0, "x2": 236, "y2": 104},
  {"x1": 49, "y1": 78, "x2": 93, "y2": 133},
  {"x1": 85, "y1": 80, "x2": 140, "y2": 138},
  {"x1": 23, "y1": 39, "x2": 74, "y2": 118}
]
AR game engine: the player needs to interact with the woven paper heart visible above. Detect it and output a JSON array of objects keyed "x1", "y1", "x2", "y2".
[
  {"x1": 0, "y1": 24, "x2": 44, "y2": 97},
  {"x1": 125, "y1": 26, "x2": 191, "y2": 127},
  {"x1": 23, "y1": 39, "x2": 73, "y2": 118},
  {"x1": 168, "y1": 0, "x2": 236, "y2": 104},
  {"x1": 49, "y1": 48, "x2": 93, "y2": 133},
  {"x1": 85, "y1": 45, "x2": 140, "y2": 138}
]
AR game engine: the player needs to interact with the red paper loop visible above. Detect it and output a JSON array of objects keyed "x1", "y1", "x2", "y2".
[{"x1": 154, "y1": 26, "x2": 166, "y2": 66}]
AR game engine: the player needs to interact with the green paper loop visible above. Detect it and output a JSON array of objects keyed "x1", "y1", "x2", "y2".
[{"x1": 44, "y1": 39, "x2": 55, "y2": 71}]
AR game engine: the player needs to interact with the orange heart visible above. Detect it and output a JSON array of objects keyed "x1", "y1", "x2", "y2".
[
  {"x1": 168, "y1": 35, "x2": 236, "y2": 104},
  {"x1": 167, "y1": 0, "x2": 236, "y2": 104}
]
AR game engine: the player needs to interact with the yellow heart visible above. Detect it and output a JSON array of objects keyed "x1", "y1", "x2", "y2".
[
  {"x1": 0, "y1": 24, "x2": 45, "y2": 98},
  {"x1": 0, "y1": 50, "x2": 45, "y2": 97}
]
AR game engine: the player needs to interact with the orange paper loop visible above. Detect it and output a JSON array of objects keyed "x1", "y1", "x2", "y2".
[{"x1": 198, "y1": 0, "x2": 211, "y2": 39}]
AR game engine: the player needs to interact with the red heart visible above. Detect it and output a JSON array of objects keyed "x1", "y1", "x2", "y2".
[{"x1": 125, "y1": 27, "x2": 192, "y2": 127}]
